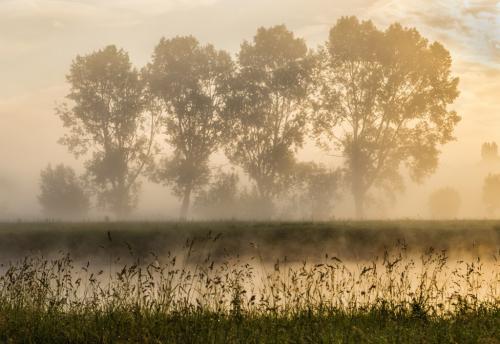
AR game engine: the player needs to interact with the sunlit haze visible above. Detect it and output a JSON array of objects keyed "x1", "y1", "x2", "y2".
[{"x1": 1, "y1": 0, "x2": 499, "y2": 219}]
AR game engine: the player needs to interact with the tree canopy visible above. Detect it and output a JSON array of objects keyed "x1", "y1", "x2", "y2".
[
  {"x1": 51, "y1": 19, "x2": 462, "y2": 220},
  {"x1": 224, "y1": 25, "x2": 315, "y2": 202},
  {"x1": 57, "y1": 45, "x2": 158, "y2": 218},
  {"x1": 146, "y1": 36, "x2": 233, "y2": 219},
  {"x1": 313, "y1": 16, "x2": 460, "y2": 218}
]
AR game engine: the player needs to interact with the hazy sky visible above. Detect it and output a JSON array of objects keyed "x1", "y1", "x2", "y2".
[{"x1": 0, "y1": 0, "x2": 499, "y2": 218}]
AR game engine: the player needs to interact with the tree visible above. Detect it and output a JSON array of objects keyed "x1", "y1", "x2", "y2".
[
  {"x1": 224, "y1": 25, "x2": 315, "y2": 203},
  {"x1": 287, "y1": 162, "x2": 340, "y2": 220},
  {"x1": 146, "y1": 36, "x2": 233, "y2": 220},
  {"x1": 193, "y1": 171, "x2": 275, "y2": 220},
  {"x1": 312, "y1": 17, "x2": 460, "y2": 218},
  {"x1": 481, "y1": 142, "x2": 499, "y2": 164},
  {"x1": 57, "y1": 45, "x2": 158, "y2": 218},
  {"x1": 38, "y1": 164, "x2": 89, "y2": 219},
  {"x1": 483, "y1": 174, "x2": 500, "y2": 216},
  {"x1": 428, "y1": 187, "x2": 461, "y2": 219},
  {"x1": 193, "y1": 171, "x2": 240, "y2": 219}
]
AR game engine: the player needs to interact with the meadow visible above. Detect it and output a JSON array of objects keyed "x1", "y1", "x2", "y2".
[{"x1": 0, "y1": 221, "x2": 498, "y2": 343}]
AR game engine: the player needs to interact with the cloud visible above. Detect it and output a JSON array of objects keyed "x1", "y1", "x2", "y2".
[
  {"x1": 0, "y1": 0, "x2": 221, "y2": 17},
  {"x1": 413, "y1": 11, "x2": 471, "y2": 34},
  {"x1": 462, "y1": 0, "x2": 499, "y2": 17},
  {"x1": 364, "y1": 0, "x2": 499, "y2": 71}
]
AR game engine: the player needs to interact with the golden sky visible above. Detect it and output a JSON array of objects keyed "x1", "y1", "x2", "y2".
[{"x1": 0, "y1": 0, "x2": 499, "y2": 217}]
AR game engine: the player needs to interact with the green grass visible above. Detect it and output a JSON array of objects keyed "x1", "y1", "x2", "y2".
[
  {"x1": 0, "y1": 221, "x2": 498, "y2": 343},
  {"x1": 1, "y1": 308, "x2": 498, "y2": 343},
  {"x1": 0, "y1": 220, "x2": 498, "y2": 262}
]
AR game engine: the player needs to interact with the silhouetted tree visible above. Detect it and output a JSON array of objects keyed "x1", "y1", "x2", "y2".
[
  {"x1": 38, "y1": 164, "x2": 89, "y2": 218},
  {"x1": 57, "y1": 45, "x2": 159, "y2": 218},
  {"x1": 194, "y1": 171, "x2": 276, "y2": 220},
  {"x1": 193, "y1": 171, "x2": 239, "y2": 219},
  {"x1": 483, "y1": 173, "x2": 500, "y2": 216},
  {"x1": 146, "y1": 36, "x2": 233, "y2": 220},
  {"x1": 481, "y1": 142, "x2": 499, "y2": 164},
  {"x1": 238, "y1": 187, "x2": 275, "y2": 220},
  {"x1": 428, "y1": 187, "x2": 461, "y2": 219},
  {"x1": 312, "y1": 17, "x2": 460, "y2": 218},
  {"x1": 288, "y1": 162, "x2": 340, "y2": 220},
  {"x1": 224, "y1": 25, "x2": 315, "y2": 204}
]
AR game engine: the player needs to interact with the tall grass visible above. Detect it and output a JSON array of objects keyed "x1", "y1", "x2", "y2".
[{"x1": 0, "y1": 231, "x2": 498, "y2": 343}]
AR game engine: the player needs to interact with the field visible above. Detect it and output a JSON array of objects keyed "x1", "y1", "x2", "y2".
[{"x1": 0, "y1": 221, "x2": 498, "y2": 343}]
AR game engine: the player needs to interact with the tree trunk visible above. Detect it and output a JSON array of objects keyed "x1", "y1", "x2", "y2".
[
  {"x1": 351, "y1": 138, "x2": 365, "y2": 220},
  {"x1": 179, "y1": 185, "x2": 192, "y2": 221}
]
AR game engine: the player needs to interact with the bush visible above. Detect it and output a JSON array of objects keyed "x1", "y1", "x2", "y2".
[{"x1": 38, "y1": 164, "x2": 90, "y2": 219}]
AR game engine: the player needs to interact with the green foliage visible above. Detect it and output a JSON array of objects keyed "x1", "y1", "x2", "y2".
[
  {"x1": 313, "y1": 17, "x2": 460, "y2": 218},
  {"x1": 0, "y1": 307, "x2": 498, "y2": 343},
  {"x1": 38, "y1": 164, "x2": 89, "y2": 219},
  {"x1": 57, "y1": 45, "x2": 158, "y2": 217},
  {"x1": 224, "y1": 25, "x2": 315, "y2": 201},
  {"x1": 146, "y1": 36, "x2": 234, "y2": 219}
]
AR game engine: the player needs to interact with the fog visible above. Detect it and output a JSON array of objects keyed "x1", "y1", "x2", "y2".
[{"x1": 0, "y1": 0, "x2": 499, "y2": 220}]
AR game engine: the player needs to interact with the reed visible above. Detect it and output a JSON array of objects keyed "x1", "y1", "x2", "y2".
[{"x1": 0, "y1": 231, "x2": 498, "y2": 343}]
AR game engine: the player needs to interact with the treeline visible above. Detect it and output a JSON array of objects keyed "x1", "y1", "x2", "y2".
[
  {"x1": 39, "y1": 16, "x2": 460, "y2": 220},
  {"x1": 427, "y1": 142, "x2": 500, "y2": 219}
]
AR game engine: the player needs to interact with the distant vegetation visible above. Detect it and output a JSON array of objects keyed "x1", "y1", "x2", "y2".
[
  {"x1": 483, "y1": 173, "x2": 500, "y2": 216},
  {"x1": 38, "y1": 164, "x2": 89, "y2": 219},
  {"x1": 481, "y1": 141, "x2": 500, "y2": 164},
  {"x1": 40, "y1": 16, "x2": 460, "y2": 220},
  {"x1": 428, "y1": 187, "x2": 461, "y2": 219}
]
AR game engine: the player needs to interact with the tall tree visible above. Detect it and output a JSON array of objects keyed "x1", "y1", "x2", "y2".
[
  {"x1": 38, "y1": 164, "x2": 89, "y2": 219},
  {"x1": 313, "y1": 17, "x2": 460, "y2": 218},
  {"x1": 146, "y1": 36, "x2": 233, "y2": 219},
  {"x1": 57, "y1": 45, "x2": 158, "y2": 218},
  {"x1": 224, "y1": 25, "x2": 315, "y2": 202}
]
